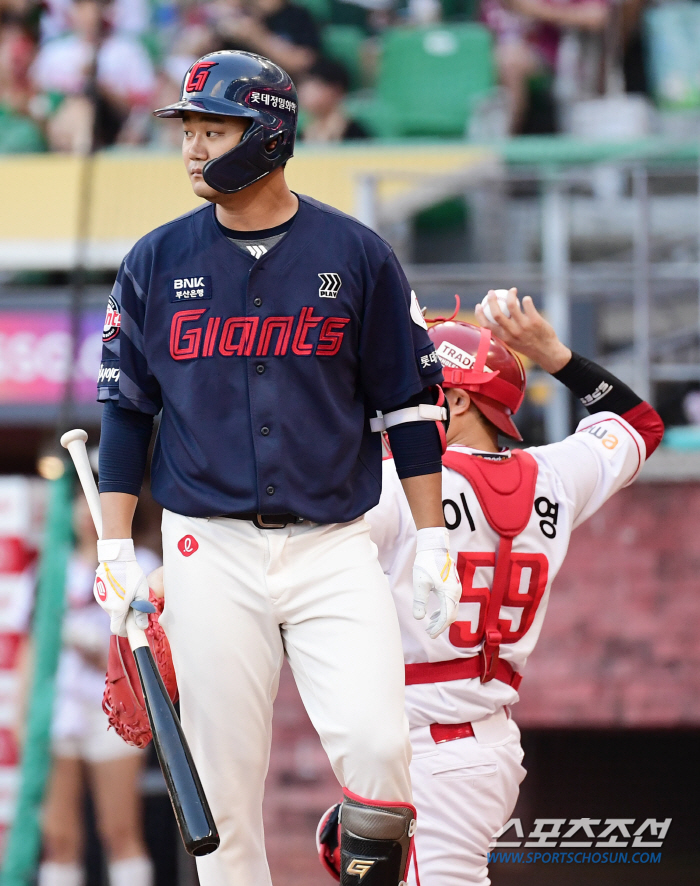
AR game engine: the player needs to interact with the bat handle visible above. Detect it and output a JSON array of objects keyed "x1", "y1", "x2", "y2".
[
  {"x1": 126, "y1": 610, "x2": 149, "y2": 652},
  {"x1": 60, "y1": 429, "x2": 103, "y2": 539}
]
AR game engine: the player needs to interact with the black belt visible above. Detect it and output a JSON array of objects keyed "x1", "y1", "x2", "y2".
[{"x1": 221, "y1": 512, "x2": 305, "y2": 529}]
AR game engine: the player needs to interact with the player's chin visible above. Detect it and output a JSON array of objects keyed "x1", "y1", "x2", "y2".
[{"x1": 189, "y1": 176, "x2": 221, "y2": 201}]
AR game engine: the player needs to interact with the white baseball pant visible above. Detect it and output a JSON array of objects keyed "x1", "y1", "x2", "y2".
[
  {"x1": 160, "y1": 511, "x2": 412, "y2": 886},
  {"x1": 408, "y1": 711, "x2": 525, "y2": 886}
]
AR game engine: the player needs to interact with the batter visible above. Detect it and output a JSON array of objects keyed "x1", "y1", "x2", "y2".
[
  {"x1": 92, "y1": 50, "x2": 461, "y2": 886},
  {"x1": 354, "y1": 290, "x2": 662, "y2": 884}
]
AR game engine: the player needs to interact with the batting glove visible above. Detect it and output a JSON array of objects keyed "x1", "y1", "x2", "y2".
[
  {"x1": 413, "y1": 527, "x2": 462, "y2": 639},
  {"x1": 94, "y1": 539, "x2": 150, "y2": 637}
]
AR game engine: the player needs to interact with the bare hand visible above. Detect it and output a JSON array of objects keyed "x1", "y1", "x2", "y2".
[
  {"x1": 148, "y1": 565, "x2": 164, "y2": 599},
  {"x1": 475, "y1": 288, "x2": 572, "y2": 374}
]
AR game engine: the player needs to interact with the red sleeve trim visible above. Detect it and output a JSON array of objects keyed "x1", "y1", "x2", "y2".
[{"x1": 620, "y1": 402, "x2": 664, "y2": 458}]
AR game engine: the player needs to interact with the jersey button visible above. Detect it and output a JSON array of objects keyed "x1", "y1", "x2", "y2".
[
  {"x1": 261, "y1": 426, "x2": 270, "y2": 436},
  {"x1": 266, "y1": 485, "x2": 275, "y2": 495},
  {"x1": 253, "y1": 297, "x2": 262, "y2": 307},
  {"x1": 256, "y1": 364, "x2": 265, "y2": 374}
]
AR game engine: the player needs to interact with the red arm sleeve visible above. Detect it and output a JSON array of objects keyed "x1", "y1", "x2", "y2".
[{"x1": 620, "y1": 402, "x2": 664, "y2": 458}]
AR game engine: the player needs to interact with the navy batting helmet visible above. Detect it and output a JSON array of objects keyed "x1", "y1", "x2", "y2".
[{"x1": 154, "y1": 51, "x2": 297, "y2": 194}]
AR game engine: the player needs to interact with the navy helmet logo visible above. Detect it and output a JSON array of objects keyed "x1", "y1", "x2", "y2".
[{"x1": 185, "y1": 61, "x2": 217, "y2": 94}]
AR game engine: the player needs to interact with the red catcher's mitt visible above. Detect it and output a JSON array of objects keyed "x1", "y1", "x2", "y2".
[{"x1": 102, "y1": 590, "x2": 178, "y2": 748}]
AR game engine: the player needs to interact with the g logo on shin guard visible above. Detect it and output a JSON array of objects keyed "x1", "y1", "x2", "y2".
[{"x1": 346, "y1": 859, "x2": 375, "y2": 880}]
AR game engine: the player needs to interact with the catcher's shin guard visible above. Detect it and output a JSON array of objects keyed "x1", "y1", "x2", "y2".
[{"x1": 339, "y1": 789, "x2": 417, "y2": 886}]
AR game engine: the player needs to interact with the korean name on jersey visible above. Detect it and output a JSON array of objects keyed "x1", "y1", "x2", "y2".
[{"x1": 367, "y1": 411, "x2": 646, "y2": 728}]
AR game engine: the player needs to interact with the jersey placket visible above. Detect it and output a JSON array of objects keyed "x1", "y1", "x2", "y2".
[{"x1": 246, "y1": 259, "x2": 281, "y2": 511}]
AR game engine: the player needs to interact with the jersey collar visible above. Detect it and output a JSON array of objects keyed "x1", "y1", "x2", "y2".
[{"x1": 446, "y1": 444, "x2": 511, "y2": 460}]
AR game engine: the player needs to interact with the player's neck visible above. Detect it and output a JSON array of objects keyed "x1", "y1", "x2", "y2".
[
  {"x1": 213, "y1": 170, "x2": 299, "y2": 232},
  {"x1": 447, "y1": 414, "x2": 500, "y2": 453}
]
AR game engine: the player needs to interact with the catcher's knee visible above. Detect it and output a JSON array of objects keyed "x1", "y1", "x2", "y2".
[{"x1": 317, "y1": 791, "x2": 417, "y2": 885}]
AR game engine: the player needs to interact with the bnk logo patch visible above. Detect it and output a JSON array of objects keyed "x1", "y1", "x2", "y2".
[{"x1": 170, "y1": 276, "x2": 212, "y2": 303}]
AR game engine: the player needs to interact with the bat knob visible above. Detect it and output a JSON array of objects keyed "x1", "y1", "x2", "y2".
[
  {"x1": 60, "y1": 429, "x2": 89, "y2": 449},
  {"x1": 131, "y1": 600, "x2": 157, "y2": 614}
]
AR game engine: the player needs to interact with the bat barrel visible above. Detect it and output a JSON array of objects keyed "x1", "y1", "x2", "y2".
[{"x1": 133, "y1": 646, "x2": 220, "y2": 856}]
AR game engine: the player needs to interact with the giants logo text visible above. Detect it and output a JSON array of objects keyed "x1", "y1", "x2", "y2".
[{"x1": 169, "y1": 308, "x2": 350, "y2": 360}]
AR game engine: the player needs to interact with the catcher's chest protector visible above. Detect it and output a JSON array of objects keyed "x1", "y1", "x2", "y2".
[{"x1": 441, "y1": 450, "x2": 539, "y2": 682}]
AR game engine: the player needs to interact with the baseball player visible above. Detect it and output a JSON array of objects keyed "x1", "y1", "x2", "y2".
[
  {"x1": 318, "y1": 289, "x2": 663, "y2": 884},
  {"x1": 93, "y1": 50, "x2": 461, "y2": 886}
]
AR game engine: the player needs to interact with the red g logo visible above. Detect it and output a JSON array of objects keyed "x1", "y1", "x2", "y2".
[
  {"x1": 178, "y1": 535, "x2": 199, "y2": 557},
  {"x1": 185, "y1": 61, "x2": 216, "y2": 93},
  {"x1": 95, "y1": 577, "x2": 107, "y2": 602}
]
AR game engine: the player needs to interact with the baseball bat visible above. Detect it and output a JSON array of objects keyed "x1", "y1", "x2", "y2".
[{"x1": 60, "y1": 430, "x2": 220, "y2": 857}]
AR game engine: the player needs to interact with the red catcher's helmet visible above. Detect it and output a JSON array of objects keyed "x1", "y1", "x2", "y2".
[{"x1": 428, "y1": 321, "x2": 526, "y2": 441}]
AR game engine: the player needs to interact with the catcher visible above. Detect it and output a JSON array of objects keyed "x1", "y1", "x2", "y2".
[{"x1": 318, "y1": 289, "x2": 664, "y2": 884}]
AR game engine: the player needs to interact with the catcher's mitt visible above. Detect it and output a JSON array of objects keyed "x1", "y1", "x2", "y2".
[{"x1": 102, "y1": 589, "x2": 178, "y2": 748}]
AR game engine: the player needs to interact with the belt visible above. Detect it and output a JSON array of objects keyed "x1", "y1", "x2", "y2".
[
  {"x1": 430, "y1": 721, "x2": 475, "y2": 743},
  {"x1": 221, "y1": 512, "x2": 305, "y2": 529},
  {"x1": 405, "y1": 656, "x2": 522, "y2": 691}
]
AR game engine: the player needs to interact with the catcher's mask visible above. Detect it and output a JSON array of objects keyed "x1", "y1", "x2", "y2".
[{"x1": 428, "y1": 319, "x2": 526, "y2": 441}]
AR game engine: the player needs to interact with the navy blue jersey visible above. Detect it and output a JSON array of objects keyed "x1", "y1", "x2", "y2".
[{"x1": 97, "y1": 195, "x2": 442, "y2": 522}]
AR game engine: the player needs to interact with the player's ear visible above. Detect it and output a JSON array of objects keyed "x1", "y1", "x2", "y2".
[{"x1": 446, "y1": 387, "x2": 471, "y2": 416}]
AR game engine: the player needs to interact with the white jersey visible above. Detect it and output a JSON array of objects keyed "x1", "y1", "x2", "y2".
[{"x1": 367, "y1": 411, "x2": 647, "y2": 728}]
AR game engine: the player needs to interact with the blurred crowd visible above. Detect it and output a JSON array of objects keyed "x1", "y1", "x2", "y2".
[{"x1": 0, "y1": 0, "x2": 665, "y2": 151}]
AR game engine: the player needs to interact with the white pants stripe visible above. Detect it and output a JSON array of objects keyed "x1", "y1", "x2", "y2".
[{"x1": 160, "y1": 512, "x2": 412, "y2": 886}]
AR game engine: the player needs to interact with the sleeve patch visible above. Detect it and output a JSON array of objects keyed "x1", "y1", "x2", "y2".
[
  {"x1": 102, "y1": 294, "x2": 121, "y2": 342},
  {"x1": 97, "y1": 359, "x2": 120, "y2": 390},
  {"x1": 416, "y1": 343, "x2": 441, "y2": 376},
  {"x1": 578, "y1": 421, "x2": 623, "y2": 458},
  {"x1": 170, "y1": 276, "x2": 212, "y2": 302},
  {"x1": 410, "y1": 290, "x2": 428, "y2": 329}
]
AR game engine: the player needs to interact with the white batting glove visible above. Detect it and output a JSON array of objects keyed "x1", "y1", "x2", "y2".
[
  {"x1": 94, "y1": 539, "x2": 150, "y2": 636},
  {"x1": 413, "y1": 527, "x2": 462, "y2": 639}
]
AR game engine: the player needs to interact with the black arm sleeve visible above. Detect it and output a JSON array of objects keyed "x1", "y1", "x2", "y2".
[
  {"x1": 98, "y1": 400, "x2": 154, "y2": 496},
  {"x1": 385, "y1": 389, "x2": 443, "y2": 480},
  {"x1": 553, "y1": 351, "x2": 643, "y2": 415}
]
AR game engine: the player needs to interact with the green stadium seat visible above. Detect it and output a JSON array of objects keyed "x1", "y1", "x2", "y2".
[
  {"x1": 439, "y1": 0, "x2": 480, "y2": 21},
  {"x1": 330, "y1": 0, "x2": 370, "y2": 30},
  {"x1": 295, "y1": 0, "x2": 332, "y2": 23},
  {"x1": 347, "y1": 23, "x2": 495, "y2": 138},
  {"x1": 0, "y1": 105, "x2": 45, "y2": 154},
  {"x1": 322, "y1": 25, "x2": 366, "y2": 91}
]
